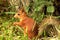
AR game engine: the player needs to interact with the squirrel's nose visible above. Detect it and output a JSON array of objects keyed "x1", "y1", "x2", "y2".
[
  {"x1": 14, "y1": 14, "x2": 17, "y2": 18},
  {"x1": 14, "y1": 15, "x2": 16, "y2": 18}
]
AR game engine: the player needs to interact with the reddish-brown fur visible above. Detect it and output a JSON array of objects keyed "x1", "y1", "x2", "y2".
[{"x1": 13, "y1": 8, "x2": 37, "y2": 39}]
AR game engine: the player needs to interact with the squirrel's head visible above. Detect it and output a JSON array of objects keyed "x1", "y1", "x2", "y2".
[{"x1": 14, "y1": 8, "x2": 27, "y2": 19}]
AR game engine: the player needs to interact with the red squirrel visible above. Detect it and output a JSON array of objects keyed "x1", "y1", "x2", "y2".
[{"x1": 13, "y1": 8, "x2": 38, "y2": 39}]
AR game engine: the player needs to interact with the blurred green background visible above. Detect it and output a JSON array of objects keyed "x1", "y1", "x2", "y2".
[{"x1": 0, "y1": 0, "x2": 60, "y2": 40}]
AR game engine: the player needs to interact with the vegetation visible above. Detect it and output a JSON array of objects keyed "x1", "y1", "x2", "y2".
[{"x1": 0, "y1": 0, "x2": 60, "y2": 40}]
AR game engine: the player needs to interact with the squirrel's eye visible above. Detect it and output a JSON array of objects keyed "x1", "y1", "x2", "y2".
[{"x1": 18, "y1": 14, "x2": 20, "y2": 15}]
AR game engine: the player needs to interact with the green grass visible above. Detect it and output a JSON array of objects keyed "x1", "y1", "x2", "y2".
[{"x1": 0, "y1": 15, "x2": 29, "y2": 40}]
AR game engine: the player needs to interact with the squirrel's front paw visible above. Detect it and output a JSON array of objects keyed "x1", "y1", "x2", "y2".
[{"x1": 13, "y1": 22, "x2": 18, "y2": 26}]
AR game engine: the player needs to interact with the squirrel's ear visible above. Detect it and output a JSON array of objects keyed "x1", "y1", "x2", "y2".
[
  {"x1": 20, "y1": 7, "x2": 25, "y2": 12},
  {"x1": 21, "y1": 9, "x2": 25, "y2": 12}
]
